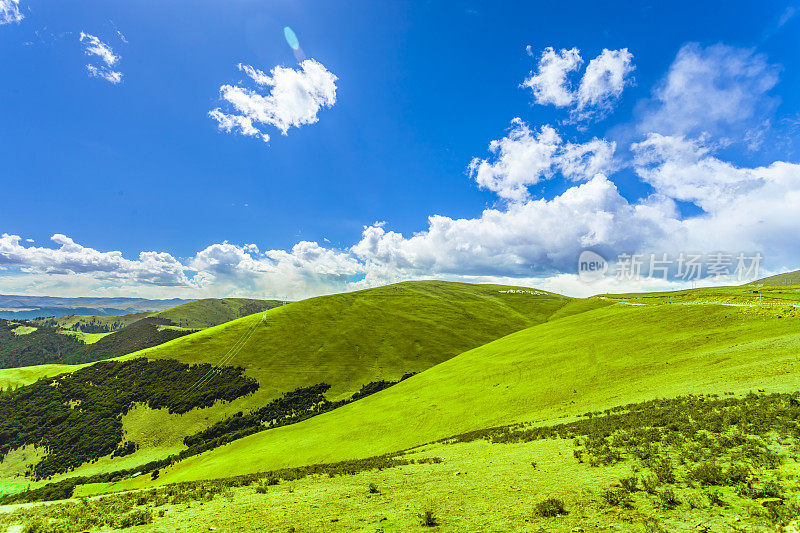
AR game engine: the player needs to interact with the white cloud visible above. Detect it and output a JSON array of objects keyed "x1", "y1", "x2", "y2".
[
  {"x1": 86, "y1": 64, "x2": 123, "y2": 84},
  {"x1": 4, "y1": 41, "x2": 800, "y2": 299},
  {"x1": 636, "y1": 43, "x2": 780, "y2": 142},
  {"x1": 210, "y1": 59, "x2": 337, "y2": 144},
  {"x1": 0, "y1": 234, "x2": 187, "y2": 286},
  {"x1": 0, "y1": 0, "x2": 22, "y2": 25},
  {"x1": 80, "y1": 32, "x2": 123, "y2": 84},
  {"x1": 468, "y1": 118, "x2": 616, "y2": 201},
  {"x1": 632, "y1": 134, "x2": 765, "y2": 211},
  {"x1": 523, "y1": 46, "x2": 634, "y2": 123},
  {"x1": 574, "y1": 48, "x2": 634, "y2": 122},
  {"x1": 353, "y1": 175, "x2": 675, "y2": 277},
  {"x1": 521, "y1": 47, "x2": 582, "y2": 107}
]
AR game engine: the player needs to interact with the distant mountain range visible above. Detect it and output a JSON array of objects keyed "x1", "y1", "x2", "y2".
[{"x1": 0, "y1": 294, "x2": 194, "y2": 320}]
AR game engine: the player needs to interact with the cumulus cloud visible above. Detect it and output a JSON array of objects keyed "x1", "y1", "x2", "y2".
[
  {"x1": 523, "y1": 46, "x2": 634, "y2": 123},
  {"x1": 521, "y1": 47, "x2": 582, "y2": 107},
  {"x1": 80, "y1": 32, "x2": 123, "y2": 84},
  {"x1": 468, "y1": 118, "x2": 616, "y2": 201},
  {"x1": 635, "y1": 43, "x2": 780, "y2": 143},
  {"x1": 3, "y1": 40, "x2": 798, "y2": 299},
  {"x1": 0, "y1": 0, "x2": 22, "y2": 24},
  {"x1": 209, "y1": 59, "x2": 338, "y2": 144},
  {"x1": 353, "y1": 175, "x2": 675, "y2": 277},
  {"x1": 632, "y1": 134, "x2": 765, "y2": 211},
  {"x1": 574, "y1": 48, "x2": 635, "y2": 122},
  {"x1": 0, "y1": 234, "x2": 187, "y2": 286}
]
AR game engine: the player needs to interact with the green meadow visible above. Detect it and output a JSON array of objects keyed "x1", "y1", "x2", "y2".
[{"x1": 2, "y1": 278, "x2": 800, "y2": 531}]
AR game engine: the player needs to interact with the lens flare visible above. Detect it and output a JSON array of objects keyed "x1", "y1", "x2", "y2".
[{"x1": 284, "y1": 26, "x2": 300, "y2": 50}]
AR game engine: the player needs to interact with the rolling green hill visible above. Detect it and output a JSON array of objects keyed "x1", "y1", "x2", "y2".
[
  {"x1": 2, "y1": 284, "x2": 800, "y2": 531},
  {"x1": 150, "y1": 298, "x2": 287, "y2": 329},
  {"x1": 0, "y1": 319, "x2": 193, "y2": 369},
  {"x1": 137, "y1": 281, "x2": 595, "y2": 400},
  {"x1": 747, "y1": 269, "x2": 800, "y2": 286},
  {"x1": 148, "y1": 300, "x2": 800, "y2": 485},
  {"x1": 597, "y1": 282, "x2": 800, "y2": 305},
  {"x1": 33, "y1": 298, "x2": 286, "y2": 333},
  {"x1": 1, "y1": 298, "x2": 288, "y2": 370},
  {"x1": 0, "y1": 281, "x2": 600, "y2": 487}
]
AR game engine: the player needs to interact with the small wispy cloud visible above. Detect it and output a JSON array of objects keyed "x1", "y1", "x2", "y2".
[
  {"x1": 0, "y1": 0, "x2": 22, "y2": 25},
  {"x1": 79, "y1": 32, "x2": 123, "y2": 84}
]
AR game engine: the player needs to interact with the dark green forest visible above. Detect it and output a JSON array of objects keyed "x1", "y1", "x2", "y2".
[
  {"x1": 0, "y1": 319, "x2": 194, "y2": 368},
  {"x1": 0, "y1": 358, "x2": 258, "y2": 479}
]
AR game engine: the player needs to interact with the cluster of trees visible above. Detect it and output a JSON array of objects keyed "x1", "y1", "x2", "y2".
[
  {"x1": 58, "y1": 323, "x2": 195, "y2": 364},
  {"x1": 0, "y1": 358, "x2": 258, "y2": 479},
  {"x1": 0, "y1": 318, "x2": 195, "y2": 368},
  {"x1": 182, "y1": 372, "x2": 418, "y2": 456},
  {"x1": 0, "y1": 319, "x2": 87, "y2": 368}
]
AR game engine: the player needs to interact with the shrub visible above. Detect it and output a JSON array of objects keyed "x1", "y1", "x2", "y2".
[
  {"x1": 418, "y1": 509, "x2": 439, "y2": 527},
  {"x1": 641, "y1": 473, "x2": 660, "y2": 494},
  {"x1": 658, "y1": 488, "x2": 681, "y2": 509},
  {"x1": 620, "y1": 476, "x2": 639, "y2": 492},
  {"x1": 651, "y1": 457, "x2": 675, "y2": 484},
  {"x1": 116, "y1": 508, "x2": 153, "y2": 528},
  {"x1": 686, "y1": 493, "x2": 707, "y2": 509},
  {"x1": 707, "y1": 490, "x2": 725, "y2": 507},
  {"x1": 534, "y1": 497, "x2": 567, "y2": 517},
  {"x1": 688, "y1": 462, "x2": 727, "y2": 486},
  {"x1": 602, "y1": 488, "x2": 632, "y2": 508},
  {"x1": 368, "y1": 483, "x2": 379, "y2": 494},
  {"x1": 726, "y1": 463, "x2": 751, "y2": 485},
  {"x1": 642, "y1": 519, "x2": 668, "y2": 533}
]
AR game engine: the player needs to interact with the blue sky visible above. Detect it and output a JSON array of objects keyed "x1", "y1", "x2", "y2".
[{"x1": 1, "y1": 0, "x2": 799, "y2": 299}]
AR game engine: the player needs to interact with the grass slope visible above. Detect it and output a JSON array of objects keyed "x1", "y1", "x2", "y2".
[
  {"x1": 34, "y1": 298, "x2": 285, "y2": 333},
  {"x1": 33, "y1": 313, "x2": 150, "y2": 333},
  {"x1": 150, "y1": 301, "x2": 800, "y2": 486},
  {"x1": 138, "y1": 281, "x2": 581, "y2": 400},
  {"x1": 2, "y1": 298, "x2": 285, "y2": 370},
  {"x1": 597, "y1": 283, "x2": 800, "y2": 304},
  {"x1": 748, "y1": 269, "x2": 800, "y2": 286},
  {"x1": 0, "y1": 281, "x2": 592, "y2": 486},
  {"x1": 151, "y1": 298, "x2": 286, "y2": 329}
]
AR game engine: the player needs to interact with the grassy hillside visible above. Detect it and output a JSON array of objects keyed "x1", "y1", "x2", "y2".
[
  {"x1": 137, "y1": 281, "x2": 583, "y2": 400},
  {"x1": 748, "y1": 269, "x2": 800, "y2": 286},
  {"x1": 33, "y1": 298, "x2": 285, "y2": 333},
  {"x1": 597, "y1": 283, "x2": 800, "y2": 305},
  {"x1": 3, "y1": 286, "x2": 800, "y2": 531},
  {"x1": 1, "y1": 298, "x2": 287, "y2": 370},
  {"x1": 34, "y1": 313, "x2": 150, "y2": 333},
  {"x1": 149, "y1": 301, "x2": 800, "y2": 485},
  {"x1": 151, "y1": 298, "x2": 286, "y2": 329},
  {"x1": 0, "y1": 281, "x2": 593, "y2": 488},
  {"x1": 0, "y1": 319, "x2": 193, "y2": 369}
]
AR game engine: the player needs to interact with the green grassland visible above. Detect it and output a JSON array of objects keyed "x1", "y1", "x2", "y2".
[
  {"x1": 137, "y1": 301, "x2": 800, "y2": 488},
  {"x1": 0, "y1": 298, "x2": 286, "y2": 370},
  {"x1": 33, "y1": 298, "x2": 286, "y2": 333},
  {"x1": 33, "y1": 312, "x2": 150, "y2": 333},
  {"x1": 598, "y1": 283, "x2": 800, "y2": 305},
  {"x1": 2, "y1": 281, "x2": 800, "y2": 531},
  {"x1": 9, "y1": 325, "x2": 36, "y2": 335},
  {"x1": 58, "y1": 330, "x2": 111, "y2": 344},
  {"x1": 749, "y1": 269, "x2": 800, "y2": 286},
  {"x1": 136, "y1": 281, "x2": 586, "y2": 400},
  {"x1": 0, "y1": 281, "x2": 591, "y2": 489},
  {"x1": 152, "y1": 297, "x2": 287, "y2": 329}
]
